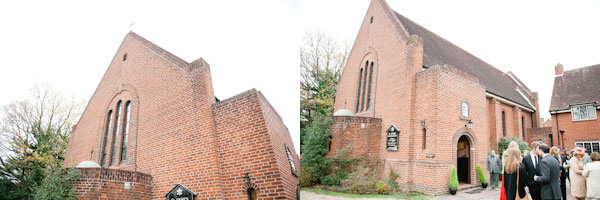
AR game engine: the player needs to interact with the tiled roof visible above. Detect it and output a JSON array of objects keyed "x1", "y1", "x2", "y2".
[
  {"x1": 549, "y1": 64, "x2": 600, "y2": 111},
  {"x1": 394, "y1": 12, "x2": 534, "y2": 110}
]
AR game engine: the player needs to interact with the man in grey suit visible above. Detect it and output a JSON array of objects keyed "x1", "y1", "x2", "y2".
[
  {"x1": 487, "y1": 150, "x2": 501, "y2": 190},
  {"x1": 534, "y1": 144, "x2": 562, "y2": 200}
]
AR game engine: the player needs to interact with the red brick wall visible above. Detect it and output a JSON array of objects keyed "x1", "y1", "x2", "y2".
[
  {"x1": 551, "y1": 110, "x2": 600, "y2": 149},
  {"x1": 212, "y1": 89, "x2": 299, "y2": 200},
  {"x1": 72, "y1": 168, "x2": 152, "y2": 200},
  {"x1": 331, "y1": 0, "x2": 538, "y2": 195},
  {"x1": 327, "y1": 116, "x2": 382, "y2": 158},
  {"x1": 525, "y1": 127, "x2": 552, "y2": 146},
  {"x1": 65, "y1": 33, "x2": 297, "y2": 199}
]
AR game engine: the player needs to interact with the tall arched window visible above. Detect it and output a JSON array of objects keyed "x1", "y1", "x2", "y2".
[
  {"x1": 355, "y1": 67, "x2": 363, "y2": 113},
  {"x1": 502, "y1": 110, "x2": 506, "y2": 137},
  {"x1": 521, "y1": 116, "x2": 525, "y2": 139},
  {"x1": 120, "y1": 101, "x2": 131, "y2": 162},
  {"x1": 110, "y1": 101, "x2": 122, "y2": 165},
  {"x1": 422, "y1": 128, "x2": 427, "y2": 149},
  {"x1": 101, "y1": 110, "x2": 113, "y2": 166},
  {"x1": 360, "y1": 61, "x2": 368, "y2": 111},
  {"x1": 366, "y1": 62, "x2": 374, "y2": 110}
]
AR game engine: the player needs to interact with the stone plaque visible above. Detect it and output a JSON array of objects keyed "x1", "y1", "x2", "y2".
[
  {"x1": 386, "y1": 125, "x2": 400, "y2": 151},
  {"x1": 166, "y1": 184, "x2": 195, "y2": 200}
]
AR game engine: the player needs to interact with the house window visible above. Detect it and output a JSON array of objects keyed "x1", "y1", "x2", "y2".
[
  {"x1": 101, "y1": 110, "x2": 113, "y2": 166},
  {"x1": 502, "y1": 110, "x2": 506, "y2": 137},
  {"x1": 461, "y1": 102, "x2": 469, "y2": 118},
  {"x1": 366, "y1": 62, "x2": 374, "y2": 110},
  {"x1": 285, "y1": 145, "x2": 297, "y2": 175},
  {"x1": 110, "y1": 101, "x2": 122, "y2": 165},
  {"x1": 123, "y1": 53, "x2": 127, "y2": 61},
  {"x1": 571, "y1": 105, "x2": 597, "y2": 121},
  {"x1": 575, "y1": 141, "x2": 600, "y2": 153},
  {"x1": 120, "y1": 101, "x2": 131, "y2": 162},
  {"x1": 370, "y1": 16, "x2": 373, "y2": 24}
]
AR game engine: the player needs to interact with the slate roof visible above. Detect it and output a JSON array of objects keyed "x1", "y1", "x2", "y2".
[
  {"x1": 394, "y1": 12, "x2": 535, "y2": 110},
  {"x1": 549, "y1": 64, "x2": 600, "y2": 111}
]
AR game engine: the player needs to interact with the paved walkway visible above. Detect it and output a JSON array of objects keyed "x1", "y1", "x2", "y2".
[{"x1": 302, "y1": 182, "x2": 574, "y2": 200}]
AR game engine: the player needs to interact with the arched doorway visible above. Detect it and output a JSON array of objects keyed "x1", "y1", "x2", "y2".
[{"x1": 457, "y1": 135, "x2": 470, "y2": 184}]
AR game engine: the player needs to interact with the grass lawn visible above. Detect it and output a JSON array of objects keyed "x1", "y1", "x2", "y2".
[{"x1": 303, "y1": 188, "x2": 433, "y2": 199}]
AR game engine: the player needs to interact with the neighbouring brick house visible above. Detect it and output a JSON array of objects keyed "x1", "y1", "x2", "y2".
[
  {"x1": 64, "y1": 32, "x2": 300, "y2": 200},
  {"x1": 327, "y1": 0, "x2": 542, "y2": 195},
  {"x1": 549, "y1": 63, "x2": 600, "y2": 152}
]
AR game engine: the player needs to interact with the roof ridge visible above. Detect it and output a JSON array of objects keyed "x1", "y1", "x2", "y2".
[{"x1": 393, "y1": 11, "x2": 508, "y2": 77}]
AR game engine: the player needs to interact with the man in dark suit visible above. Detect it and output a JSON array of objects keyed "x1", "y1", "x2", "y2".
[
  {"x1": 523, "y1": 141, "x2": 542, "y2": 200},
  {"x1": 559, "y1": 150, "x2": 568, "y2": 200},
  {"x1": 535, "y1": 144, "x2": 562, "y2": 200}
]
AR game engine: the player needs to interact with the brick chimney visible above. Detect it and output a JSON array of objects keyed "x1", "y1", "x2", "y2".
[{"x1": 555, "y1": 63, "x2": 563, "y2": 76}]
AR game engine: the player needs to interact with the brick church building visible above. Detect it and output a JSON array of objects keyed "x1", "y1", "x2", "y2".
[
  {"x1": 64, "y1": 32, "x2": 299, "y2": 199},
  {"x1": 327, "y1": 0, "x2": 541, "y2": 195},
  {"x1": 549, "y1": 63, "x2": 600, "y2": 152}
]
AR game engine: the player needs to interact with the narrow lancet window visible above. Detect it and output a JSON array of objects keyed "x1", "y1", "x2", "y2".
[
  {"x1": 101, "y1": 110, "x2": 113, "y2": 166},
  {"x1": 360, "y1": 61, "x2": 368, "y2": 111},
  {"x1": 110, "y1": 101, "x2": 122, "y2": 165},
  {"x1": 355, "y1": 68, "x2": 363, "y2": 113},
  {"x1": 366, "y1": 62, "x2": 374, "y2": 110},
  {"x1": 120, "y1": 101, "x2": 131, "y2": 162}
]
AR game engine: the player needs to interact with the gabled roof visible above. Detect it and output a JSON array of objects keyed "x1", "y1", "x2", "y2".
[
  {"x1": 549, "y1": 64, "x2": 600, "y2": 111},
  {"x1": 394, "y1": 12, "x2": 535, "y2": 110}
]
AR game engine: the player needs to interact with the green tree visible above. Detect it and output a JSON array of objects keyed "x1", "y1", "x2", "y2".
[
  {"x1": 300, "y1": 29, "x2": 349, "y2": 148},
  {"x1": 0, "y1": 83, "x2": 84, "y2": 200},
  {"x1": 33, "y1": 167, "x2": 81, "y2": 200},
  {"x1": 497, "y1": 137, "x2": 530, "y2": 156},
  {"x1": 300, "y1": 114, "x2": 332, "y2": 185}
]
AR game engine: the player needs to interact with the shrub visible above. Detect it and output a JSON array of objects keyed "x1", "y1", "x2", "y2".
[
  {"x1": 300, "y1": 115, "x2": 332, "y2": 183},
  {"x1": 386, "y1": 168, "x2": 399, "y2": 191},
  {"x1": 449, "y1": 167, "x2": 458, "y2": 189},
  {"x1": 476, "y1": 165, "x2": 487, "y2": 184},
  {"x1": 340, "y1": 159, "x2": 380, "y2": 194},
  {"x1": 322, "y1": 166, "x2": 347, "y2": 186},
  {"x1": 375, "y1": 181, "x2": 391, "y2": 195},
  {"x1": 498, "y1": 137, "x2": 530, "y2": 156},
  {"x1": 300, "y1": 167, "x2": 318, "y2": 187},
  {"x1": 34, "y1": 168, "x2": 81, "y2": 200}
]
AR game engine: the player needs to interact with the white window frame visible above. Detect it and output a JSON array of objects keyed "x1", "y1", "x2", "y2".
[
  {"x1": 571, "y1": 104, "x2": 597, "y2": 121},
  {"x1": 575, "y1": 141, "x2": 600, "y2": 153}
]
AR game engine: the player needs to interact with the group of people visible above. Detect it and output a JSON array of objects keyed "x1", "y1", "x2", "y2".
[{"x1": 487, "y1": 141, "x2": 600, "y2": 200}]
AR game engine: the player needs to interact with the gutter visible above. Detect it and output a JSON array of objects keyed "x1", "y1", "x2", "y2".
[{"x1": 486, "y1": 92, "x2": 535, "y2": 113}]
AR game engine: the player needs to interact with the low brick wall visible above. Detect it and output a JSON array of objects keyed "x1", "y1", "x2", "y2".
[
  {"x1": 327, "y1": 116, "x2": 382, "y2": 158},
  {"x1": 72, "y1": 168, "x2": 152, "y2": 199}
]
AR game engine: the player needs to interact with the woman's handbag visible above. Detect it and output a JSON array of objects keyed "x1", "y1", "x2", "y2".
[{"x1": 516, "y1": 169, "x2": 528, "y2": 200}]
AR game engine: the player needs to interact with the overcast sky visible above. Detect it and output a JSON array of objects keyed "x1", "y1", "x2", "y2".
[
  {"x1": 301, "y1": 0, "x2": 600, "y2": 120},
  {"x1": 0, "y1": 0, "x2": 300, "y2": 153}
]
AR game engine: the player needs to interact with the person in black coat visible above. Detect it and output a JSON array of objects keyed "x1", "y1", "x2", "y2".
[
  {"x1": 535, "y1": 144, "x2": 562, "y2": 200},
  {"x1": 550, "y1": 147, "x2": 568, "y2": 200},
  {"x1": 504, "y1": 147, "x2": 528, "y2": 200},
  {"x1": 523, "y1": 141, "x2": 543, "y2": 200}
]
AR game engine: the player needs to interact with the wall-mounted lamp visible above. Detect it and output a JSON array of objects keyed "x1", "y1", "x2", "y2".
[
  {"x1": 420, "y1": 120, "x2": 426, "y2": 127},
  {"x1": 465, "y1": 119, "x2": 473, "y2": 129},
  {"x1": 243, "y1": 173, "x2": 251, "y2": 185}
]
